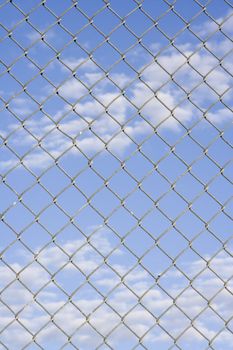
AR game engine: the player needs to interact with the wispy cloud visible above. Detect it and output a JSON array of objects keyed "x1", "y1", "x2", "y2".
[
  {"x1": 1, "y1": 14, "x2": 232, "y2": 173},
  {"x1": 0, "y1": 228, "x2": 232, "y2": 348}
]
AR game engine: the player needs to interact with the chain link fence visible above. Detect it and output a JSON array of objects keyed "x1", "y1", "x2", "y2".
[{"x1": 0, "y1": 0, "x2": 232, "y2": 349}]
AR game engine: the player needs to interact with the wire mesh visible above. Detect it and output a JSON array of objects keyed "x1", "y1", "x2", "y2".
[{"x1": 0, "y1": 0, "x2": 232, "y2": 349}]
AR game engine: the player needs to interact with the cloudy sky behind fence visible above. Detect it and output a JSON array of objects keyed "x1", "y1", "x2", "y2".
[{"x1": 0, "y1": 0, "x2": 232, "y2": 349}]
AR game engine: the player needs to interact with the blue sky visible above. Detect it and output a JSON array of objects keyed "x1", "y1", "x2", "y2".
[{"x1": 0, "y1": 0, "x2": 232, "y2": 349}]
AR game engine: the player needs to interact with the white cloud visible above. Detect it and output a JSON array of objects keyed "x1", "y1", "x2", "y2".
[
  {"x1": 194, "y1": 11, "x2": 233, "y2": 38},
  {"x1": 1, "y1": 16, "x2": 232, "y2": 172},
  {"x1": 27, "y1": 30, "x2": 55, "y2": 44},
  {"x1": 0, "y1": 227, "x2": 232, "y2": 348},
  {"x1": 207, "y1": 108, "x2": 233, "y2": 124},
  {"x1": 58, "y1": 78, "x2": 88, "y2": 100},
  {"x1": 62, "y1": 57, "x2": 97, "y2": 72},
  {"x1": 0, "y1": 159, "x2": 18, "y2": 171}
]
